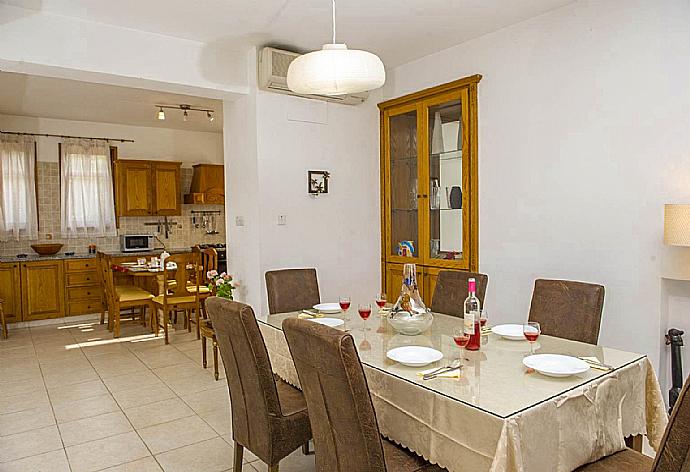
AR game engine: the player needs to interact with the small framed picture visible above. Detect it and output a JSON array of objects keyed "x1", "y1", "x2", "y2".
[{"x1": 308, "y1": 170, "x2": 330, "y2": 195}]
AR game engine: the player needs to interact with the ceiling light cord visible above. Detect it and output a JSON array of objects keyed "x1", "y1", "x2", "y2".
[{"x1": 332, "y1": 0, "x2": 336, "y2": 44}]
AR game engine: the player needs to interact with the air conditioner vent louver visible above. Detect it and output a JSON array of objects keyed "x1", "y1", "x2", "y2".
[{"x1": 259, "y1": 47, "x2": 367, "y2": 106}]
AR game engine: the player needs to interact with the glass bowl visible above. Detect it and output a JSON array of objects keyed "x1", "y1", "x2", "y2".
[{"x1": 388, "y1": 310, "x2": 434, "y2": 336}]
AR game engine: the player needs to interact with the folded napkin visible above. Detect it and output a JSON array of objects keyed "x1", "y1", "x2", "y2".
[
  {"x1": 298, "y1": 311, "x2": 324, "y2": 319},
  {"x1": 417, "y1": 367, "x2": 462, "y2": 379}
]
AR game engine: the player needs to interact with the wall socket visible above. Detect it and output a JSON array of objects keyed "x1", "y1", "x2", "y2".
[
  {"x1": 277, "y1": 215, "x2": 287, "y2": 226},
  {"x1": 235, "y1": 216, "x2": 245, "y2": 227},
  {"x1": 45, "y1": 233, "x2": 53, "y2": 240}
]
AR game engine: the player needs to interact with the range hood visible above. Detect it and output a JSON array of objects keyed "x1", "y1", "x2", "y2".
[{"x1": 184, "y1": 164, "x2": 225, "y2": 204}]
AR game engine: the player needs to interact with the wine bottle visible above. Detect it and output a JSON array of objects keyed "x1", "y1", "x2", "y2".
[{"x1": 464, "y1": 278, "x2": 481, "y2": 351}]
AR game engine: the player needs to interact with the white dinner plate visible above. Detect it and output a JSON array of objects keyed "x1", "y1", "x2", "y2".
[
  {"x1": 523, "y1": 354, "x2": 590, "y2": 378},
  {"x1": 306, "y1": 317, "x2": 345, "y2": 328},
  {"x1": 386, "y1": 346, "x2": 444, "y2": 367},
  {"x1": 313, "y1": 303, "x2": 342, "y2": 314},
  {"x1": 491, "y1": 324, "x2": 526, "y2": 341}
]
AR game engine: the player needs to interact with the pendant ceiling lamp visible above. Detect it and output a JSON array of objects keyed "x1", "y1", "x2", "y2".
[{"x1": 287, "y1": 0, "x2": 385, "y2": 96}]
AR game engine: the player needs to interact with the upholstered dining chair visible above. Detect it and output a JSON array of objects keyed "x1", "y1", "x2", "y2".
[
  {"x1": 0, "y1": 298, "x2": 7, "y2": 339},
  {"x1": 265, "y1": 268, "x2": 320, "y2": 314},
  {"x1": 528, "y1": 279, "x2": 605, "y2": 344},
  {"x1": 430, "y1": 270, "x2": 489, "y2": 317},
  {"x1": 283, "y1": 317, "x2": 446, "y2": 472},
  {"x1": 206, "y1": 297, "x2": 312, "y2": 472},
  {"x1": 576, "y1": 373, "x2": 690, "y2": 471}
]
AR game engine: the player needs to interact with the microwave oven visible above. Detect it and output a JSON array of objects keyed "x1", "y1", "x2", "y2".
[{"x1": 120, "y1": 235, "x2": 154, "y2": 252}]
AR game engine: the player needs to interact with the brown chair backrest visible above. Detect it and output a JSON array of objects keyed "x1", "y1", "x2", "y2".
[
  {"x1": 528, "y1": 279, "x2": 604, "y2": 344},
  {"x1": 96, "y1": 252, "x2": 113, "y2": 311},
  {"x1": 652, "y1": 374, "x2": 690, "y2": 472},
  {"x1": 283, "y1": 318, "x2": 387, "y2": 472},
  {"x1": 201, "y1": 248, "x2": 218, "y2": 284},
  {"x1": 206, "y1": 297, "x2": 283, "y2": 458},
  {"x1": 163, "y1": 252, "x2": 200, "y2": 301},
  {"x1": 430, "y1": 270, "x2": 489, "y2": 317},
  {"x1": 265, "y1": 268, "x2": 320, "y2": 314}
]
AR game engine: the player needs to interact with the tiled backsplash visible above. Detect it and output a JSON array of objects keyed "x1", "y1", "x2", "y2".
[{"x1": 0, "y1": 163, "x2": 226, "y2": 255}]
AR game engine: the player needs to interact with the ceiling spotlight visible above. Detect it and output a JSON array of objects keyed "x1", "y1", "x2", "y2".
[
  {"x1": 183, "y1": 110, "x2": 189, "y2": 122},
  {"x1": 157, "y1": 107, "x2": 165, "y2": 120},
  {"x1": 207, "y1": 111, "x2": 214, "y2": 122}
]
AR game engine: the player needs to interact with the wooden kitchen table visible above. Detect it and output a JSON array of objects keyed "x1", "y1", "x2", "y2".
[{"x1": 258, "y1": 310, "x2": 667, "y2": 472}]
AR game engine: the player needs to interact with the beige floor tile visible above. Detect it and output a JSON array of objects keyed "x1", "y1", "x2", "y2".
[
  {"x1": 135, "y1": 347, "x2": 195, "y2": 369},
  {"x1": 58, "y1": 411, "x2": 132, "y2": 447},
  {"x1": 248, "y1": 447, "x2": 316, "y2": 472},
  {"x1": 53, "y1": 393, "x2": 120, "y2": 424},
  {"x1": 0, "y1": 344, "x2": 35, "y2": 359},
  {"x1": 103, "y1": 370, "x2": 165, "y2": 393},
  {"x1": 155, "y1": 436, "x2": 235, "y2": 472},
  {"x1": 39, "y1": 356, "x2": 93, "y2": 374},
  {"x1": 93, "y1": 359, "x2": 149, "y2": 379},
  {"x1": 99, "y1": 456, "x2": 164, "y2": 472},
  {"x1": 37, "y1": 348, "x2": 87, "y2": 364},
  {"x1": 180, "y1": 385, "x2": 230, "y2": 415},
  {"x1": 0, "y1": 448, "x2": 71, "y2": 472},
  {"x1": 220, "y1": 434, "x2": 260, "y2": 463},
  {"x1": 81, "y1": 342, "x2": 132, "y2": 358},
  {"x1": 48, "y1": 379, "x2": 110, "y2": 404},
  {"x1": 65, "y1": 431, "x2": 150, "y2": 472},
  {"x1": 43, "y1": 366, "x2": 100, "y2": 388},
  {"x1": 153, "y1": 363, "x2": 203, "y2": 382},
  {"x1": 124, "y1": 397, "x2": 195, "y2": 429},
  {"x1": 0, "y1": 365, "x2": 43, "y2": 384},
  {"x1": 138, "y1": 415, "x2": 218, "y2": 454},
  {"x1": 164, "y1": 372, "x2": 219, "y2": 397},
  {"x1": 0, "y1": 425, "x2": 63, "y2": 463},
  {"x1": 0, "y1": 404, "x2": 56, "y2": 436},
  {"x1": 0, "y1": 375, "x2": 46, "y2": 397},
  {"x1": 111, "y1": 382, "x2": 176, "y2": 410},
  {"x1": 199, "y1": 408, "x2": 232, "y2": 436},
  {"x1": 0, "y1": 388, "x2": 51, "y2": 415}
]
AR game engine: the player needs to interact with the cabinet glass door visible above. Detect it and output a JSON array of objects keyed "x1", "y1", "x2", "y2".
[
  {"x1": 386, "y1": 105, "x2": 421, "y2": 261},
  {"x1": 424, "y1": 90, "x2": 470, "y2": 267}
]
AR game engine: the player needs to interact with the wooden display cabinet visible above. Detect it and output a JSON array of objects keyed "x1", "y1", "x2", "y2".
[{"x1": 379, "y1": 75, "x2": 480, "y2": 303}]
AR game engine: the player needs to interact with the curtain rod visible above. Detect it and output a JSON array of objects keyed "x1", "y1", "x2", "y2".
[{"x1": 0, "y1": 130, "x2": 134, "y2": 143}]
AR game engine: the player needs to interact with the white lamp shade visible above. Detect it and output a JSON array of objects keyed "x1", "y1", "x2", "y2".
[
  {"x1": 287, "y1": 43, "x2": 385, "y2": 96},
  {"x1": 664, "y1": 204, "x2": 690, "y2": 246}
]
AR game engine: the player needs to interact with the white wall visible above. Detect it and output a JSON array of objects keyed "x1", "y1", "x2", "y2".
[
  {"x1": 254, "y1": 91, "x2": 381, "y2": 316},
  {"x1": 0, "y1": 114, "x2": 223, "y2": 165},
  {"x1": 387, "y1": 0, "x2": 690, "y2": 391}
]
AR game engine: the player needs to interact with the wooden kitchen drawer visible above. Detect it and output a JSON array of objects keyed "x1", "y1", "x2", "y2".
[
  {"x1": 68, "y1": 299, "x2": 103, "y2": 316},
  {"x1": 67, "y1": 285, "x2": 102, "y2": 301},
  {"x1": 66, "y1": 271, "x2": 98, "y2": 286},
  {"x1": 65, "y1": 258, "x2": 98, "y2": 272}
]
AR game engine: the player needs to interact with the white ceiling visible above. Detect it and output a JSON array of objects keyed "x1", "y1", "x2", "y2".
[
  {"x1": 0, "y1": 72, "x2": 223, "y2": 132},
  {"x1": 2, "y1": 0, "x2": 576, "y2": 67}
]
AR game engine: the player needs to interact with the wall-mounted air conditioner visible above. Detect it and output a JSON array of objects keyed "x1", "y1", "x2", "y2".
[{"x1": 258, "y1": 47, "x2": 368, "y2": 106}]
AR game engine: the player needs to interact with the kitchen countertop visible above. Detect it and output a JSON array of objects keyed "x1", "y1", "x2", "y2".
[{"x1": 0, "y1": 247, "x2": 192, "y2": 263}]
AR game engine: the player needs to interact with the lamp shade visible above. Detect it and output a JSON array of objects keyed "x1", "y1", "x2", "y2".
[
  {"x1": 287, "y1": 43, "x2": 385, "y2": 96},
  {"x1": 664, "y1": 204, "x2": 690, "y2": 246}
]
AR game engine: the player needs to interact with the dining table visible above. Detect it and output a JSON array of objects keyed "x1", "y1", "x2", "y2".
[{"x1": 258, "y1": 308, "x2": 668, "y2": 472}]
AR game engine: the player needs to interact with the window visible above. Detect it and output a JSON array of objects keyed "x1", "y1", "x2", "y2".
[
  {"x1": 60, "y1": 139, "x2": 117, "y2": 237},
  {"x1": 0, "y1": 135, "x2": 38, "y2": 241}
]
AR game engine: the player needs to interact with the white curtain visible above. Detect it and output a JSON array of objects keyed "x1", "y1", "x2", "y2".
[
  {"x1": 0, "y1": 135, "x2": 38, "y2": 241},
  {"x1": 60, "y1": 139, "x2": 117, "y2": 238}
]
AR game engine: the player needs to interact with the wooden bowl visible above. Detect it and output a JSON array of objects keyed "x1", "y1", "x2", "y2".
[{"x1": 30, "y1": 243, "x2": 64, "y2": 256}]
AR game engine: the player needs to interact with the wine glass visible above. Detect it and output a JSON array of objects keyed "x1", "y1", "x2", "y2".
[
  {"x1": 453, "y1": 326, "x2": 470, "y2": 365},
  {"x1": 375, "y1": 293, "x2": 387, "y2": 312},
  {"x1": 523, "y1": 321, "x2": 541, "y2": 355},
  {"x1": 339, "y1": 296, "x2": 351, "y2": 312},
  {"x1": 358, "y1": 303, "x2": 372, "y2": 330},
  {"x1": 479, "y1": 309, "x2": 488, "y2": 328}
]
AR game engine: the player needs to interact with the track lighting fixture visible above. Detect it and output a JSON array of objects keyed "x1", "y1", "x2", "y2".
[{"x1": 154, "y1": 104, "x2": 216, "y2": 125}]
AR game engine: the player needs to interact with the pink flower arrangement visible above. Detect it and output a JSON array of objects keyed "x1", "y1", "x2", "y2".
[{"x1": 207, "y1": 271, "x2": 235, "y2": 299}]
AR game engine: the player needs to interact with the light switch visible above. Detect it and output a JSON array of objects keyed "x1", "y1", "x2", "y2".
[
  {"x1": 235, "y1": 216, "x2": 245, "y2": 226},
  {"x1": 277, "y1": 215, "x2": 287, "y2": 226}
]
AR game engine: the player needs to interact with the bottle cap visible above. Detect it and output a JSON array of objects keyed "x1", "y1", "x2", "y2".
[{"x1": 468, "y1": 278, "x2": 476, "y2": 293}]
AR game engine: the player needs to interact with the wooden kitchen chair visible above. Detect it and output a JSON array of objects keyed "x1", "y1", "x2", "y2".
[
  {"x1": 99, "y1": 253, "x2": 155, "y2": 338},
  {"x1": 152, "y1": 252, "x2": 201, "y2": 344},
  {"x1": 0, "y1": 298, "x2": 7, "y2": 339}
]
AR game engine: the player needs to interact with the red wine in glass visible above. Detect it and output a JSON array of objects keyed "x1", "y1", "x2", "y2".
[
  {"x1": 523, "y1": 322, "x2": 541, "y2": 355},
  {"x1": 524, "y1": 332, "x2": 539, "y2": 342},
  {"x1": 358, "y1": 306, "x2": 372, "y2": 320},
  {"x1": 375, "y1": 292, "x2": 387, "y2": 308},
  {"x1": 480, "y1": 317, "x2": 488, "y2": 327},
  {"x1": 339, "y1": 297, "x2": 351, "y2": 311},
  {"x1": 453, "y1": 334, "x2": 470, "y2": 347}
]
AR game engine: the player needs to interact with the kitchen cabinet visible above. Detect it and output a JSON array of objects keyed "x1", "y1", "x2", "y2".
[
  {"x1": 64, "y1": 259, "x2": 103, "y2": 317},
  {"x1": 0, "y1": 262, "x2": 22, "y2": 323},
  {"x1": 21, "y1": 260, "x2": 65, "y2": 321},
  {"x1": 379, "y1": 75, "x2": 480, "y2": 304},
  {"x1": 115, "y1": 159, "x2": 181, "y2": 216}
]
